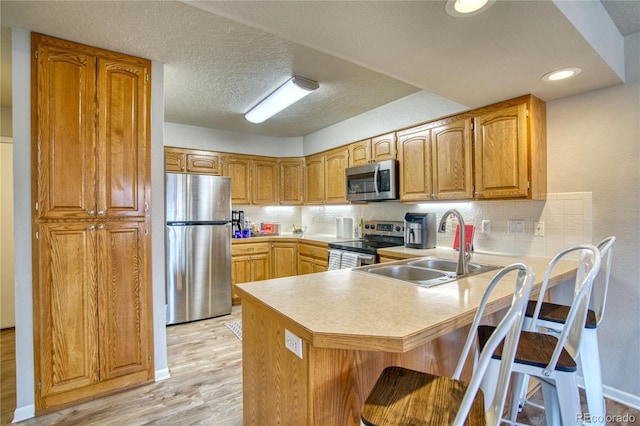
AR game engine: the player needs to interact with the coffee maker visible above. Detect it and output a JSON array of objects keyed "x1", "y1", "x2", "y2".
[
  {"x1": 404, "y1": 212, "x2": 436, "y2": 249},
  {"x1": 231, "y1": 210, "x2": 244, "y2": 233}
]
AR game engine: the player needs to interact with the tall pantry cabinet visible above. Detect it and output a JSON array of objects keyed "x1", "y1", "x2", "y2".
[{"x1": 31, "y1": 34, "x2": 154, "y2": 412}]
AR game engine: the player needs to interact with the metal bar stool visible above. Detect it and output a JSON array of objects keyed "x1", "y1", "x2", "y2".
[
  {"x1": 518, "y1": 236, "x2": 615, "y2": 423},
  {"x1": 479, "y1": 244, "x2": 601, "y2": 425},
  {"x1": 360, "y1": 263, "x2": 535, "y2": 426}
]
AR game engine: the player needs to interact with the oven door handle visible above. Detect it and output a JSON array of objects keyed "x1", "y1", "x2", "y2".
[{"x1": 373, "y1": 163, "x2": 380, "y2": 197}]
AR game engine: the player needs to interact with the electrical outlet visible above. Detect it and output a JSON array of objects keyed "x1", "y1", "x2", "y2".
[
  {"x1": 534, "y1": 221, "x2": 545, "y2": 237},
  {"x1": 481, "y1": 220, "x2": 491, "y2": 234},
  {"x1": 451, "y1": 218, "x2": 458, "y2": 231},
  {"x1": 285, "y1": 329, "x2": 303, "y2": 359},
  {"x1": 508, "y1": 219, "x2": 525, "y2": 234}
]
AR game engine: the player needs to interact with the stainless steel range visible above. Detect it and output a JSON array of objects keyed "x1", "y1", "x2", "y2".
[{"x1": 328, "y1": 220, "x2": 404, "y2": 267}]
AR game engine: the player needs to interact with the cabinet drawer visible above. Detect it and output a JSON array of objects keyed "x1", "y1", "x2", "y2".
[
  {"x1": 232, "y1": 242, "x2": 270, "y2": 256},
  {"x1": 298, "y1": 243, "x2": 328, "y2": 260}
]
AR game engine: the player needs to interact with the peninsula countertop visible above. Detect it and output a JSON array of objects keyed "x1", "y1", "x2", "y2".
[{"x1": 235, "y1": 248, "x2": 577, "y2": 353}]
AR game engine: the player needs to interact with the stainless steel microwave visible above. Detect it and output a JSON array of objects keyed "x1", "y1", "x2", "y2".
[{"x1": 345, "y1": 159, "x2": 399, "y2": 202}]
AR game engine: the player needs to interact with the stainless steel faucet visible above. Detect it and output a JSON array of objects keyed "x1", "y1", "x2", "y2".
[{"x1": 438, "y1": 209, "x2": 469, "y2": 276}]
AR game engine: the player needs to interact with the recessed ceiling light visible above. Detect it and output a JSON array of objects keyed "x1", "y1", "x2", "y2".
[
  {"x1": 445, "y1": 0, "x2": 495, "y2": 17},
  {"x1": 541, "y1": 68, "x2": 583, "y2": 82}
]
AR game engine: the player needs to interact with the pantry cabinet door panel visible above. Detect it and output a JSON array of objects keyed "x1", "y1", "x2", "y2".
[
  {"x1": 98, "y1": 222, "x2": 151, "y2": 381},
  {"x1": 97, "y1": 58, "x2": 149, "y2": 218},
  {"x1": 36, "y1": 223, "x2": 99, "y2": 402},
  {"x1": 34, "y1": 39, "x2": 97, "y2": 219}
]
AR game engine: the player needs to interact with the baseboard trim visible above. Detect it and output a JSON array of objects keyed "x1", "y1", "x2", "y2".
[
  {"x1": 13, "y1": 403, "x2": 35, "y2": 423},
  {"x1": 578, "y1": 377, "x2": 640, "y2": 411},
  {"x1": 155, "y1": 368, "x2": 170, "y2": 382}
]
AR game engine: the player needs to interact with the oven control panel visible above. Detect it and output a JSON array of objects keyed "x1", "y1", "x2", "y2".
[{"x1": 363, "y1": 220, "x2": 404, "y2": 237}]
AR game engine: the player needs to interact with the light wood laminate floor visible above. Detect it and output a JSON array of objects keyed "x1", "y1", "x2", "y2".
[{"x1": 2, "y1": 305, "x2": 638, "y2": 425}]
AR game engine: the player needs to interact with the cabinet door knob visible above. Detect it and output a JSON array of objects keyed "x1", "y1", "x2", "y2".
[
  {"x1": 97, "y1": 210, "x2": 105, "y2": 215},
  {"x1": 98, "y1": 224, "x2": 104, "y2": 230},
  {"x1": 88, "y1": 209, "x2": 95, "y2": 215},
  {"x1": 88, "y1": 225, "x2": 95, "y2": 230}
]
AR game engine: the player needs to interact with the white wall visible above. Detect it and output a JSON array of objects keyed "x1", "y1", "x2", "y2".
[
  {"x1": 165, "y1": 122, "x2": 304, "y2": 157},
  {"x1": 544, "y1": 32, "x2": 639, "y2": 403},
  {"x1": 11, "y1": 28, "x2": 35, "y2": 422}
]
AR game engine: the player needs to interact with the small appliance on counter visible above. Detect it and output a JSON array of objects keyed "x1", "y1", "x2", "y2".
[{"x1": 404, "y1": 212, "x2": 436, "y2": 249}]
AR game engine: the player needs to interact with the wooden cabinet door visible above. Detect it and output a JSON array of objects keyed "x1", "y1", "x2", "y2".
[
  {"x1": 348, "y1": 139, "x2": 371, "y2": 166},
  {"x1": 223, "y1": 156, "x2": 252, "y2": 205},
  {"x1": 33, "y1": 37, "x2": 97, "y2": 220},
  {"x1": 97, "y1": 221, "x2": 151, "y2": 382},
  {"x1": 252, "y1": 158, "x2": 279, "y2": 205},
  {"x1": 165, "y1": 150, "x2": 186, "y2": 173},
  {"x1": 250, "y1": 253, "x2": 270, "y2": 282},
  {"x1": 324, "y1": 147, "x2": 349, "y2": 204},
  {"x1": 96, "y1": 57, "x2": 149, "y2": 218},
  {"x1": 35, "y1": 222, "x2": 99, "y2": 408},
  {"x1": 280, "y1": 158, "x2": 304, "y2": 205},
  {"x1": 186, "y1": 153, "x2": 220, "y2": 175},
  {"x1": 231, "y1": 256, "x2": 252, "y2": 305},
  {"x1": 271, "y1": 242, "x2": 298, "y2": 278},
  {"x1": 305, "y1": 153, "x2": 325, "y2": 204},
  {"x1": 371, "y1": 132, "x2": 397, "y2": 162},
  {"x1": 431, "y1": 118, "x2": 473, "y2": 200},
  {"x1": 474, "y1": 103, "x2": 528, "y2": 199},
  {"x1": 397, "y1": 128, "x2": 432, "y2": 202}
]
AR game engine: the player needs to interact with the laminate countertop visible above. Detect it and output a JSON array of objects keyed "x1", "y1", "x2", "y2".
[{"x1": 235, "y1": 248, "x2": 577, "y2": 353}]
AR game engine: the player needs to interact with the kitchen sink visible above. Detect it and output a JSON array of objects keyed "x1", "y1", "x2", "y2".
[
  {"x1": 407, "y1": 258, "x2": 498, "y2": 275},
  {"x1": 356, "y1": 257, "x2": 502, "y2": 288}
]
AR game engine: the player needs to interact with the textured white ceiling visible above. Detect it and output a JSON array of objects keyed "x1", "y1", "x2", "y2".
[{"x1": 1, "y1": 0, "x2": 638, "y2": 138}]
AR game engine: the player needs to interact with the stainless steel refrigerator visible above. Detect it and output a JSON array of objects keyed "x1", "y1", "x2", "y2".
[{"x1": 165, "y1": 173, "x2": 232, "y2": 325}]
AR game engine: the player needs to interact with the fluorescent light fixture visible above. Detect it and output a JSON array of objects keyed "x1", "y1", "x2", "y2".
[
  {"x1": 542, "y1": 67, "x2": 582, "y2": 82},
  {"x1": 445, "y1": 0, "x2": 494, "y2": 17},
  {"x1": 245, "y1": 76, "x2": 319, "y2": 123}
]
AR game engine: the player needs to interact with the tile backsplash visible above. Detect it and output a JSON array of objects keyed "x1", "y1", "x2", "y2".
[{"x1": 235, "y1": 192, "x2": 592, "y2": 258}]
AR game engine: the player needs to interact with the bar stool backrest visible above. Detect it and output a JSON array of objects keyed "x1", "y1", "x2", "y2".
[
  {"x1": 531, "y1": 245, "x2": 601, "y2": 376},
  {"x1": 590, "y1": 236, "x2": 616, "y2": 326},
  {"x1": 452, "y1": 263, "x2": 535, "y2": 426}
]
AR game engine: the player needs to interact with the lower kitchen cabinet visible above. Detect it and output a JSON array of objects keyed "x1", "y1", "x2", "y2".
[
  {"x1": 34, "y1": 221, "x2": 153, "y2": 410},
  {"x1": 271, "y1": 241, "x2": 298, "y2": 278},
  {"x1": 231, "y1": 242, "x2": 270, "y2": 305},
  {"x1": 298, "y1": 241, "x2": 328, "y2": 275}
]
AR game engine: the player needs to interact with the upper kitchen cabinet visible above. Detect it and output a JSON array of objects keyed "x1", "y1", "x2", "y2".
[
  {"x1": 279, "y1": 158, "x2": 305, "y2": 205},
  {"x1": 222, "y1": 154, "x2": 280, "y2": 205},
  {"x1": 165, "y1": 147, "x2": 220, "y2": 175},
  {"x1": 34, "y1": 35, "x2": 149, "y2": 220},
  {"x1": 473, "y1": 95, "x2": 547, "y2": 200},
  {"x1": 252, "y1": 157, "x2": 279, "y2": 205},
  {"x1": 325, "y1": 146, "x2": 349, "y2": 204},
  {"x1": 222, "y1": 155, "x2": 252, "y2": 205},
  {"x1": 397, "y1": 126, "x2": 433, "y2": 202},
  {"x1": 305, "y1": 146, "x2": 349, "y2": 205},
  {"x1": 305, "y1": 153, "x2": 325, "y2": 204},
  {"x1": 431, "y1": 117, "x2": 473, "y2": 200},
  {"x1": 348, "y1": 132, "x2": 396, "y2": 167},
  {"x1": 398, "y1": 117, "x2": 472, "y2": 202}
]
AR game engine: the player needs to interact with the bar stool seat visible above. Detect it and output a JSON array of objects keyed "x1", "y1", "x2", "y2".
[
  {"x1": 525, "y1": 301, "x2": 597, "y2": 329},
  {"x1": 361, "y1": 366, "x2": 486, "y2": 426}
]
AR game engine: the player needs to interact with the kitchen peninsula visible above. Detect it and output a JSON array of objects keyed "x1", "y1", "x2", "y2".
[{"x1": 235, "y1": 248, "x2": 578, "y2": 425}]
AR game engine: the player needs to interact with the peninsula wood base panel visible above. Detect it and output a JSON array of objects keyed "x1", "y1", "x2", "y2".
[{"x1": 241, "y1": 300, "x2": 473, "y2": 426}]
